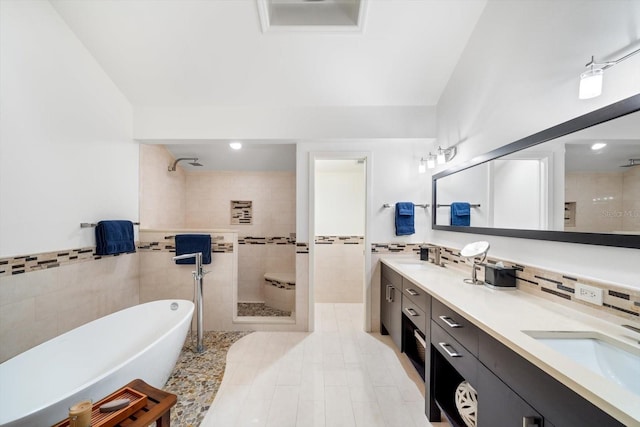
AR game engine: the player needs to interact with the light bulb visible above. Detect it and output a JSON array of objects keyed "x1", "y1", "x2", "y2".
[
  {"x1": 579, "y1": 68, "x2": 603, "y2": 100},
  {"x1": 418, "y1": 161, "x2": 426, "y2": 174},
  {"x1": 427, "y1": 156, "x2": 436, "y2": 169},
  {"x1": 437, "y1": 150, "x2": 446, "y2": 165}
]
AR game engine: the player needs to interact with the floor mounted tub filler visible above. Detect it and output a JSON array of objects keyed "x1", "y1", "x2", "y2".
[{"x1": 0, "y1": 299, "x2": 194, "y2": 427}]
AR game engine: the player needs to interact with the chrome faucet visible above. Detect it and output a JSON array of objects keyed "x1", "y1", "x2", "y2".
[{"x1": 173, "y1": 252, "x2": 209, "y2": 353}]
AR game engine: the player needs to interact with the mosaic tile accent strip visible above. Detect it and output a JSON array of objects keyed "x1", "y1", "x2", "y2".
[
  {"x1": 0, "y1": 247, "x2": 134, "y2": 278},
  {"x1": 315, "y1": 236, "x2": 364, "y2": 244},
  {"x1": 296, "y1": 243, "x2": 309, "y2": 254},
  {"x1": 237, "y1": 302, "x2": 291, "y2": 317},
  {"x1": 138, "y1": 234, "x2": 234, "y2": 254},
  {"x1": 230, "y1": 200, "x2": 252, "y2": 225},
  {"x1": 238, "y1": 236, "x2": 296, "y2": 245},
  {"x1": 265, "y1": 277, "x2": 296, "y2": 290},
  {"x1": 428, "y1": 244, "x2": 640, "y2": 321},
  {"x1": 163, "y1": 331, "x2": 251, "y2": 427},
  {"x1": 371, "y1": 242, "x2": 423, "y2": 254}
]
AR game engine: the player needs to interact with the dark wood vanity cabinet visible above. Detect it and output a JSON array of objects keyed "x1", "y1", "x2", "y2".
[
  {"x1": 476, "y1": 363, "x2": 547, "y2": 427},
  {"x1": 380, "y1": 265, "x2": 402, "y2": 349},
  {"x1": 479, "y1": 332, "x2": 623, "y2": 427},
  {"x1": 380, "y1": 265, "x2": 625, "y2": 427}
]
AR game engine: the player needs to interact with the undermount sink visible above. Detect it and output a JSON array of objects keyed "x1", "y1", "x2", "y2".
[
  {"x1": 524, "y1": 331, "x2": 640, "y2": 396},
  {"x1": 395, "y1": 260, "x2": 430, "y2": 269}
]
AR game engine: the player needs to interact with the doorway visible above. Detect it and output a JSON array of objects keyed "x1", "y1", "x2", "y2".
[{"x1": 309, "y1": 153, "x2": 371, "y2": 331}]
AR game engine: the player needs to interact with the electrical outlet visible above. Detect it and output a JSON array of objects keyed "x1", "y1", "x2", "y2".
[{"x1": 575, "y1": 283, "x2": 603, "y2": 306}]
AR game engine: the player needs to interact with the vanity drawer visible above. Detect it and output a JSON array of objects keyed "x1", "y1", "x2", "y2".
[
  {"x1": 432, "y1": 298, "x2": 478, "y2": 356},
  {"x1": 402, "y1": 278, "x2": 430, "y2": 312},
  {"x1": 431, "y1": 321, "x2": 477, "y2": 386},
  {"x1": 402, "y1": 297, "x2": 426, "y2": 335},
  {"x1": 381, "y1": 264, "x2": 402, "y2": 289}
]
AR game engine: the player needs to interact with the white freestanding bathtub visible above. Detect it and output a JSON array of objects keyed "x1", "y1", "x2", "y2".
[{"x1": 0, "y1": 299, "x2": 194, "y2": 427}]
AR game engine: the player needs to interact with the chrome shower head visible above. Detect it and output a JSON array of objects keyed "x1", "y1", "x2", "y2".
[
  {"x1": 168, "y1": 158, "x2": 203, "y2": 171},
  {"x1": 620, "y1": 158, "x2": 640, "y2": 168}
]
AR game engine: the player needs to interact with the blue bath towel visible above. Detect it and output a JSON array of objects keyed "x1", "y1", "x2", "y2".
[
  {"x1": 450, "y1": 202, "x2": 471, "y2": 226},
  {"x1": 395, "y1": 202, "x2": 415, "y2": 236},
  {"x1": 175, "y1": 234, "x2": 212, "y2": 265},
  {"x1": 95, "y1": 220, "x2": 135, "y2": 255}
]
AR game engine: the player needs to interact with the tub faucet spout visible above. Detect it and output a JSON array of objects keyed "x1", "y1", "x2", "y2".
[{"x1": 172, "y1": 252, "x2": 206, "y2": 353}]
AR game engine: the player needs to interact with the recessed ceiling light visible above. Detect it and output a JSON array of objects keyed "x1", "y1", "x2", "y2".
[
  {"x1": 591, "y1": 142, "x2": 607, "y2": 150},
  {"x1": 229, "y1": 142, "x2": 242, "y2": 150}
]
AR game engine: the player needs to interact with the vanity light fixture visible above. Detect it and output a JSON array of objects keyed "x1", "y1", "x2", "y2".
[
  {"x1": 436, "y1": 146, "x2": 457, "y2": 165},
  {"x1": 229, "y1": 142, "x2": 242, "y2": 150},
  {"x1": 427, "y1": 154, "x2": 436, "y2": 169},
  {"x1": 579, "y1": 48, "x2": 640, "y2": 99},
  {"x1": 419, "y1": 158, "x2": 427, "y2": 174}
]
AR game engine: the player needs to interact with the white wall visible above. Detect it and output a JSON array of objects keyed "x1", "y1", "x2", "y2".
[
  {"x1": 298, "y1": 140, "x2": 433, "y2": 243},
  {"x1": 433, "y1": 0, "x2": 640, "y2": 288},
  {"x1": 0, "y1": 0, "x2": 137, "y2": 257},
  {"x1": 134, "y1": 106, "x2": 436, "y2": 141},
  {"x1": 315, "y1": 164, "x2": 365, "y2": 236}
]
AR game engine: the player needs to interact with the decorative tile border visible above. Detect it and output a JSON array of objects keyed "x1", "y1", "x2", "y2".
[
  {"x1": 296, "y1": 243, "x2": 309, "y2": 254},
  {"x1": 230, "y1": 200, "x2": 252, "y2": 225},
  {"x1": 238, "y1": 236, "x2": 296, "y2": 245},
  {"x1": 371, "y1": 243, "x2": 423, "y2": 254},
  {"x1": 265, "y1": 277, "x2": 296, "y2": 290},
  {"x1": 315, "y1": 236, "x2": 364, "y2": 244},
  {"x1": 433, "y1": 245, "x2": 640, "y2": 321},
  {"x1": 0, "y1": 247, "x2": 134, "y2": 278},
  {"x1": 137, "y1": 233, "x2": 233, "y2": 254}
]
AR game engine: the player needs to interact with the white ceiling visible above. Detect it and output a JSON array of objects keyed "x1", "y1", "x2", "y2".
[{"x1": 50, "y1": 0, "x2": 487, "y2": 108}]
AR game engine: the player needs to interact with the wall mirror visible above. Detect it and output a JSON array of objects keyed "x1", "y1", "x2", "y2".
[{"x1": 432, "y1": 94, "x2": 640, "y2": 249}]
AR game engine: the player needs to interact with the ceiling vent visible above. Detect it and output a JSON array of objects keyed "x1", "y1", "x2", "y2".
[{"x1": 256, "y1": 0, "x2": 367, "y2": 33}]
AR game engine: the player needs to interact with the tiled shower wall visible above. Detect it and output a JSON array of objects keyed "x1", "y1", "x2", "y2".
[
  {"x1": 183, "y1": 171, "x2": 297, "y2": 303},
  {"x1": 139, "y1": 144, "x2": 186, "y2": 229},
  {"x1": 238, "y1": 238, "x2": 296, "y2": 303},
  {"x1": 314, "y1": 236, "x2": 364, "y2": 303},
  {"x1": 0, "y1": 251, "x2": 139, "y2": 362},
  {"x1": 565, "y1": 165, "x2": 640, "y2": 233}
]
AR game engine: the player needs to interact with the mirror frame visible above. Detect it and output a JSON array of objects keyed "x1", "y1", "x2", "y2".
[{"x1": 432, "y1": 93, "x2": 640, "y2": 249}]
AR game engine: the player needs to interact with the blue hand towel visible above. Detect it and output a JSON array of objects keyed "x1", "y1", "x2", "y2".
[
  {"x1": 175, "y1": 234, "x2": 212, "y2": 265},
  {"x1": 95, "y1": 220, "x2": 135, "y2": 255},
  {"x1": 395, "y1": 202, "x2": 415, "y2": 236},
  {"x1": 450, "y1": 202, "x2": 471, "y2": 226}
]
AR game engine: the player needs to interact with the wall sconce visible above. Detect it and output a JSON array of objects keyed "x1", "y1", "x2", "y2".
[
  {"x1": 419, "y1": 153, "x2": 438, "y2": 173},
  {"x1": 579, "y1": 48, "x2": 640, "y2": 99},
  {"x1": 436, "y1": 146, "x2": 457, "y2": 165},
  {"x1": 419, "y1": 158, "x2": 427, "y2": 174}
]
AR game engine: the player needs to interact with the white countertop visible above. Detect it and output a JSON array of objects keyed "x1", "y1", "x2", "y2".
[{"x1": 380, "y1": 257, "x2": 640, "y2": 426}]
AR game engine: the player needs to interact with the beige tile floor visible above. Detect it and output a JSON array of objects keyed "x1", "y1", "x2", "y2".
[{"x1": 201, "y1": 303, "x2": 450, "y2": 427}]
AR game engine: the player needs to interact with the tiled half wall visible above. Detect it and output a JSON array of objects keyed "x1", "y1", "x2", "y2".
[
  {"x1": 373, "y1": 242, "x2": 639, "y2": 322},
  {"x1": 314, "y1": 236, "x2": 364, "y2": 303}
]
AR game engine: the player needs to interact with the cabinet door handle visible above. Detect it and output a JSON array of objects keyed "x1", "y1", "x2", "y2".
[
  {"x1": 386, "y1": 285, "x2": 391, "y2": 302},
  {"x1": 439, "y1": 315, "x2": 462, "y2": 328},
  {"x1": 404, "y1": 307, "x2": 419, "y2": 317},
  {"x1": 522, "y1": 416, "x2": 541, "y2": 427},
  {"x1": 389, "y1": 286, "x2": 395, "y2": 302},
  {"x1": 438, "y1": 342, "x2": 462, "y2": 357},
  {"x1": 406, "y1": 288, "x2": 419, "y2": 296}
]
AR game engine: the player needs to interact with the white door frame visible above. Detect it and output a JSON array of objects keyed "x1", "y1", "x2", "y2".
[{"x1": 308, "y1": 151, "x2": 373, "y2": 331}]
